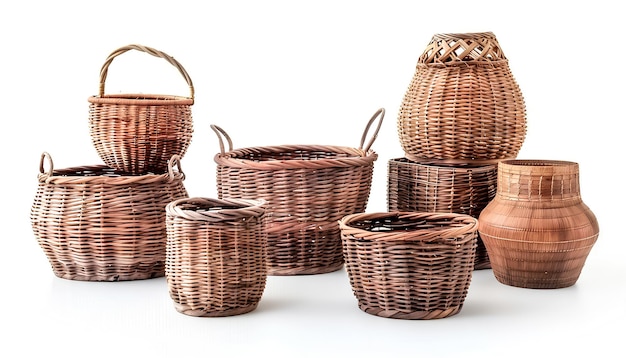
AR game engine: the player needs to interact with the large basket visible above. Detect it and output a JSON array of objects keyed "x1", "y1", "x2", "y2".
[
  {"x1": 165, "y1": 197, "x2": 268, "y2": 317},
  {"x1": 212, "y1": 108, "x2": 385, "y2": 276},
  {"x1": 30, "y1": 152, "x2": 189, "y2": 281},
  {"x1": 387, "y1": 158, "x2": 497, "y2": 269},
  {"x1": 88, "y1": 44, "x2": 194, "y2": 174},
  {"x1": 397, "y1": 32, "x2": 526, "y2": 164},
  {"x1": 339, "y1": 212, "x2": 478, "y2": 320}
]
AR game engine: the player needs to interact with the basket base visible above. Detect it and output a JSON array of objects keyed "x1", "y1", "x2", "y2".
[
  {"x1": 358, "y1": 303, "x2": 463, "y2": 320},
  {"x1": 174, "y1": 302, "x2": 259, "y2": 317},
  {"x1": 492, "y1": 271, "x2": 580, "y2": 289},
  {"x1": 53, "y1": 269, "x2": 164, "y2": 282},
  {"x1": 268, "y1": 262, "x2": 344, "y2": 276}
]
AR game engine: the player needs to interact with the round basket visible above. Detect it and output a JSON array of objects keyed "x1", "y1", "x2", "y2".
[
  {"x1": 212, "y1": 108, "x2": 385, "y2": 276},
  {"x1": 387, "y1": 158, "x2": 497, "y2": 270},
  {"x1": 397, "y1": 32, "x2": 527, "y2": 164},
  {"x1": 165, "y1": 197, "x2": 268, "y2": 317},
  {"x1": 339, "y1": 212, "x2": 478, "y2": 320},
  {"x1": 88, "y1": 44, "x2": 194, "y2": 174},
  {"x1": 30, "y1": 152, "x2": 189, "y2": 281}
]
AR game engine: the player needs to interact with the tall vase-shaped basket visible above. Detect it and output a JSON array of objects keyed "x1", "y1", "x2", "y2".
[
  {"x1": 398, "y1": 32, "x2": 527, "y2": 165},
  {"x1": 478, "y1": 160, "x2": 600, "y2": 289}
]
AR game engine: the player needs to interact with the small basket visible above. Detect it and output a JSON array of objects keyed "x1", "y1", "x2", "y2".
[
  {"x1": 165, "y1": 197, "x2": 267, "y2": 317},
  {"x1": 30, "y1": 152, "x2": 188, "y2": 281},
  {"x1": 339, "y1": 212, "x2": 478, "y2": 320},
  {"x1": 212, "y1": 108, "x2": 385, "y2": 276},
  {"x1": 88, "y1": 44, "x2": 194, "y2": 174},
  {"x1": 397, "y1": 32, "x2": 526, "y2": 164},
  {"x1": 387, "y1": 158, "x2": 497, "y2": 269}
]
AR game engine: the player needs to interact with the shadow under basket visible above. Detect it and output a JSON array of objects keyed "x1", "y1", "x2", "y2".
[{"x1": 339, "y1": 211, "x2": 478, "y2": 320}]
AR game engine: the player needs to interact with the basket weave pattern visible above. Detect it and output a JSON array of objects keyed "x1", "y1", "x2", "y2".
[
  {"x1": 165, "y1": 197, "x2": 267, "y2": 317},
  {"x1": 339, "y1": 212, "x2": 478, "y2": 319},
  {"x1": 30, "y1": 153, "x2": 188, "y2": 281}
]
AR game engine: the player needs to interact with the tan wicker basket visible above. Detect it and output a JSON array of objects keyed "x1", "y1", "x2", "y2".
[
  {"x1": 165, "y1": 197, "x2": 267, "y2": 317},
  {"x1": 387, "y1": 158, "x2": 497, "y2": 270},
  {"x1": 397, "y1": 32, "x2": 526, "y2": 164},
  {"x1": 339, "y1": 212, "x2": 478, "y2": 320},
  {"x1": 30, "y1": 152, "x2": 189, "y2": 281},
  {"x1": 88, "y1": 44, "x2": 194, "y2": 174},
  {"x1": 212, "y1": 108, "x2": 385, "y2": 276}
]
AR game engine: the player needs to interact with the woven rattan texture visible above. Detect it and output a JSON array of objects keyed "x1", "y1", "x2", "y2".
[
  {"x1": 398, "y1": 32, "x2": 526, "y2": 164},
  {"x1": 165, "y1": 197, "x2": 267, "y2": 317},
  {"x1": 478, "y1": 160, "x2": 600, "y2": 288},
  {"x1": 387, "y1": 158, "x2": 497, "y2": 270},
  {"x1": 339, "y1": 212, "x2": 478, "y2": 319},
  {"x1": 30, "y1": 153, "x2": 188, "y2": 281},
  {"x1": 88, "y1": 44, "x2": 194, "y2": 174},
  {"x1": 212, "y1": 109, "x2": 384, "y2": 276}
]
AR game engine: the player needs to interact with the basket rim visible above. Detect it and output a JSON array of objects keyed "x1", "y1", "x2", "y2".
[
  {"x1": 88, "y1": 93, "x2": 193, "y2": 106},
  {"x1": 165, "y1": 197, "x2": 266, "y2": 222}
]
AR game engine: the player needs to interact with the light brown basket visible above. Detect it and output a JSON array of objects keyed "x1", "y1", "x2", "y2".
[
  {"x1": 30, "y1": 152, "x2": 189, "y2": 281},
  {"x1": 478, "y1": 160, "x2": 600, "y2": 288},
  {"x1": 88, "y1": 44, "x2": 194, "y2": 174},
  {"x1": 165, "y1": 197, "x2": 268, "y2": 317},
  {"x1": 339, "y1": 212, "x2": 478, "y2": 320},
  {"x1": 397, "y1": 32, "x2": 526, "y2": 164},
  {"x1": 212, "y1": 108, "x2": 385, "y2": 276},
  {"x1": 387, "y1": 158, "x2": 497, "y2": 270}
]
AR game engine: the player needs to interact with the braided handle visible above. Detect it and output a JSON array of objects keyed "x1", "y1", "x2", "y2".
[{"x1": 97, "y1": 44, "x2": 194, "y2": 100}]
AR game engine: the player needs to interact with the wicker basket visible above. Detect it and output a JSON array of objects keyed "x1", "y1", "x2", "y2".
[
  {"x1": 397, "y1": 32, "x2": 526, "y2": 164},
  {"x1": 387, "y1": 158, "x2": 497, "y2": 270},
  {"x1": 30, "y1": 152, "x2": 189, "y2": 281},
  {"x1": 88, "y1": 44, "x2": 194, "y2": 174},
  {"x1": 339, "y1": 212, "x2": 478, "y2": 320},
  {"x1": 165, "y1": 197, "x2": 267, "y2": 317},
  {"x1": 212, "y1": 108, "x2": 385, "y2": 276}
]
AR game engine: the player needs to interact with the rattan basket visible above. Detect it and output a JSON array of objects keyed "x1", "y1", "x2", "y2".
[
  {"x1": 387, "y1": 158, "x2": 497, "y2": 270},
  {"x1": 339, "y1": 212, "x2": 478, "y2": 320},
  {"x1": 30, "y1": 152, "x2": 189, "y2": 281},
  {"x1": 88, "y1": 44, "x2": 194, "y2": 174},
  {"x1": 165, "y1": 197, "x2": 268, "y2": 317},
  {"x1": 212, "y1": 108, "x2": 385, "y2": 276},
  {"x1": 397, "y1": 32, "x2": 526, "y2": 164}
]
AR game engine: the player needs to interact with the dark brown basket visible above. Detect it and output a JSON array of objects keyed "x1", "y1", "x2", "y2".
[
  {"x1": 339, "y1": 212, "x2": 478, "y2": 320},
  {"x1": 30, "y1": 152, "x2": 188, "y2": 281},
  {"x1": 212, "y1": 108, "x2": 385, "y2": 276},
  {"x1": 88, "y1": 44, "x2": 194, "y2": 174},
  {"x1": 165, "y1": 197, "x2": 268, "y2": 317},
  {"x1": 387, "y1": 158, "x2": 497, "y2": 270}
]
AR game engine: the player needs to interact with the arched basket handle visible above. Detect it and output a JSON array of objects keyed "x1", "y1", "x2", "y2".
[
  {"x1": 97, "y1": 44, "x2": 194, "y2": 101},
  {"x1": 39, "y1": 152, "x2": 54, "y2": 177},
  {"x1": 359, "y1": 108, "x2": 385, "y2": 153},
  {"x1": 210, "y1": 124, "x2": 234, "y2": 154},
  {"x1": 167, "y1": 155, "x2": 186, "y2": 180}
]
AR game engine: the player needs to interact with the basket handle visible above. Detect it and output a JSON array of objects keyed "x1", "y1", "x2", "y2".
[
  {"x1": 39, "y1": 152, "x2": 54, "y2": 177},
  {"x1": 167, "y1": 155, "x2": 186, "y2": 180},
  {"x1": 210, "y1": 124, "x2": 234, "y2": 154},
  {"x1": 359, "y1": 108, "x2": 385, "y2": 153},
  {"x1": 97, "y1": 44, "x2": 194, "y2": 101}
]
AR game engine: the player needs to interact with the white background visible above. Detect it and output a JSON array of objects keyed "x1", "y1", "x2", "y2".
[{"x1": 1, "y1": 1, "x2": 624, "y2": 357}]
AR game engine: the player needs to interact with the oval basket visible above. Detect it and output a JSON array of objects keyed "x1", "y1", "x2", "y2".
[
  {"x1": 397, "y1": 32, "x2": 527, "y2": 164},
  {"x1": 165, "y1": 197, "x2": 268, "y2": 317},
  {"x1": 387, "y1": 158, "x2": 497, "y2": 270},
  {"x1": 88, "y1": 44, "x2": 194, "y2": 174},
  {"x1": 339, "y1": 212, "x2": 478, "y2": 320},
  {"x1": 30, "y1": 152, "x2": 189, "y2": 281},
  {"x1": 212, "y1": 108, "x2": 385, "y2": 276}
]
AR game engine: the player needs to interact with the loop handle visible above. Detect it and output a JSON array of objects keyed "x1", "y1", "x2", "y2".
[
  {"x1": 167, "y1": 155, "x2": 186, "y2": 180},
  {"x1": 39, "y1": 152, "x2": 54, "y2": 177},
  {"x1": 97, "y1": 44, "x2": 194, "y2": 101},
  {"x1": 359, "y1": 108, "x2": 385, "y2": 153},
  {"x1": 210, "y1": 124, "x2": 234, "y2": 154}
]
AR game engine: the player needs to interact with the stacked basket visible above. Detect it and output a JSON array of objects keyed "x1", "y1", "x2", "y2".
[
  {"x1": 30, "y1": 44, "x2": 193, "y2": 281},
  {"x1": 391, "y1": 32, "x2": 528, "y2": 270}
]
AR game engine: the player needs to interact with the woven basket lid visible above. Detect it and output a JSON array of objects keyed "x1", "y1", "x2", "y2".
[{"x1": 419, "y1": 32, "x2": 507, "y2": 64}]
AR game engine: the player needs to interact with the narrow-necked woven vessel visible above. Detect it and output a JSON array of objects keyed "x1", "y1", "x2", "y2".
[
  {"x1": 30, "y1": 152, "x2": 188, "y2": 281},
  {"x1": 212, "y1": 108, "x2": 384, "y2": 276},
  {"x1": 165, "y1": 197, "x2": 267, "y2": 317},
  {"x1": 397, "y1": 32, "x2": 527, "y2": 164},
  {"x1": 339, "y1": 212, "x2": 478, "y2": 320}
]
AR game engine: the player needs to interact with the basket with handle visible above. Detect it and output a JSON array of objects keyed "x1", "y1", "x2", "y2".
[
  {"x1": 165, "y1": 197, "x2": 268, "y2": 317},
  {"x1": 88, "y1": 44, "x2": 194, "y2": 174},
  {"x1": 212, "y1": 108, "x2": 385, "y2": 276},
  {"x1": 339, "y1": 211, "x2": 478, "y2": 320},
  {"x1": 30, "y1": 152, "x2": 189, "y2": 281}
]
